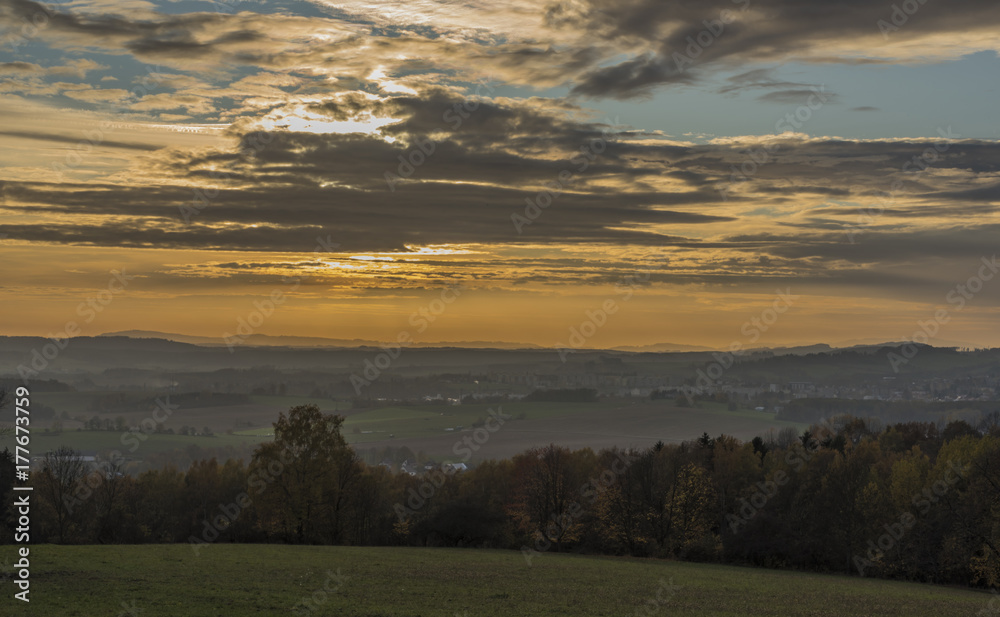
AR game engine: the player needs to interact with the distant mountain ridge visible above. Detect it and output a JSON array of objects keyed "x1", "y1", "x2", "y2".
[
  {"x1": 95, "y1": 331, "x2": 981, "y2": 354},
  {"x1": 0, "y1": 334, "x2": 993, "y2": 382},
  {"x1": 609, "y1": 342, "x2": 716, "y2": 352},
  {"x1": 100, "y1": 330, "x2": 545, "y2": 350}
]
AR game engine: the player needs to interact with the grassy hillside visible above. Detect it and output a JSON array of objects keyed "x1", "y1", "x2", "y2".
[{"x1": 3, "y1": 545, "x2": 988, "y2": 616}]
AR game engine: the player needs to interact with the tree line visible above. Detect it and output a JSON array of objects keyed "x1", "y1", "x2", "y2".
[{"x1": 2, "y1": 404, "x2": 999, "y2": 588}]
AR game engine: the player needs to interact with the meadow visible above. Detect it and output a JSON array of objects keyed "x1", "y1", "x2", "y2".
[
  {"x1": 4, "y1": 393, "x2": 806, "y2": 464},
  {"x1": 2, "y1": 544, "x2": 987, "y2": 616}
]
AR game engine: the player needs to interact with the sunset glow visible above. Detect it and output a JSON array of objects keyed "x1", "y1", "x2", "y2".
[{"x1": 1, "y1": 0, "x2": 998, "y2": 349}]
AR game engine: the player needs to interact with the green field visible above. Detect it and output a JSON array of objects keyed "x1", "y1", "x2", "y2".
[
  {"x1": 26, "y1": 391, "x2": 340, "y2": 423},
  {"x1": 341, "y1": 401, "x2": 590, "y2": 442},
  {"x1": 3, "y1": 398, "x2": 807, "y2": 465},
  {"x1": 1, "y1": 392, "x2": 339, "y2": 458},
  {"x1": 341, "y1": 400, "x2": 805, "y2": 441},
  {"x1": 2, "y1": 430, "x2": 264, "y2": 457},
  {"x1": 2, "y1": 545, "x2": 987, "y2": 616}
]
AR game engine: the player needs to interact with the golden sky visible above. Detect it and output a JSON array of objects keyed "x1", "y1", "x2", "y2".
[{"x1": 2, "y1": 0, "x2": 1000, "y2": 349}]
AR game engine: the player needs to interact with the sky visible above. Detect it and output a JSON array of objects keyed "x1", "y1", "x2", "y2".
[{"x1": 1, "y1": 0, "x2": 999, "y2": 349}]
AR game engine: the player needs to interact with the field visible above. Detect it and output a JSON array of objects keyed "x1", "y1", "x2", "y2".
[
  {"x1": 343, "y1": 400, "x2": 807, "y2": 461},
  {"x1": 0, "y1": 392, "x2": 340, "y2": 462},
  {"x1": 2, "y1": 545, "x2": 988, "y2": 616},
  {"x1": 3, "y1": 393, "x2": 806, "y2": 464},
  {"x1": 3, "y1": 430, "x2": 263, "y2": 458}
]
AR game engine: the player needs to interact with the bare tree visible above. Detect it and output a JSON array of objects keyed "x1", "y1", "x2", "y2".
[
  {"x1": 39, "y1": 447, "x2": 88, "y2": 543},
  {"x1": 94, "y1": 456, "x2": 127, "y2": 543},
  {"x1": 0, "y1": 386, "x2": 10, "y2": 436}
]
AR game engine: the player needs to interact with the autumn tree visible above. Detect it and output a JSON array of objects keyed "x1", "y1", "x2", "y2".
[
  {"x1": 594, "y1": 446, "x2": 664, "y2": 556},
  {"x1": 667, "y1": 463, "x2": 717, "y2": 558},
  {"x1": 250, "y1": 405, "x2": 361, "y2": 544},
  {"x1": 711, "y1": 435, "x2": 761, "y2": 553},
  {"x1": 131, "y1": 466, "x2": 186, "y2": 542},
  {"x1": 937, "y1": 434, "x2": 1000, "y2": 585}
]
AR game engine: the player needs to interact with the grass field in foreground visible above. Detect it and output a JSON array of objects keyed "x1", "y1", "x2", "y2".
[{"x1": 3, "y1": 545, "x2": 989, "y2": 617}]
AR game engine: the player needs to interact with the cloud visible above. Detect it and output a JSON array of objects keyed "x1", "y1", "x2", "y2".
[
  {"x1": 566, "y1": 0, "x2": 1000, "y2": 98},
  {"x1": 61, "y1": 86, "x2": 132, "y2": 102},
  {"x1": 1, "y1": 86, "x2": 996, "y2": 296},
  {"x1": 2, "y1": 0, "x2": 999, "y2": 301},
  {"x1": 757, "y1": 89, "x2": 839, "y2": 105},
  {"x1": 718, "y1": 67, "x2": 816, "y2": 96},
  {"x1": 0, "y1": 58, "x2": 106, "y2": 78},
  {"x1": 2, "y1": 0, "x2": 999, "y2": 109},
  {"x1": 0, "y1": 130, "x2": 161, "y2": 151},
  {"x1": 0, "y1": 90, "x2": 738, "y2": 254},
  {"x1": 0, "y1": 61, "x2": 43, "y2": 74},
  {"x1": 47, "y1": 58, "x2": 107, "y2": 78}
]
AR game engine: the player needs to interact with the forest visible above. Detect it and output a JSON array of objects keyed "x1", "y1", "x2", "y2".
[{"x1": 3, "y1": 404, "x2": 999, "y2": 589}]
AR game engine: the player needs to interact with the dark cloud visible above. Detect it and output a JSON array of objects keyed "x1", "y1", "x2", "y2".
[
  {"x1": 0, "y1": 93, "x2": 746, "y2": 251},
  {"x1": 810, "y1": 204, "x2": 1000, "y2": 219},
  {"x1": 3, "y1": 115, "x2": 997, "y2": 286},
  {"x1": 718, "y1": 68, "x2": 816, "y2": 96},
  {"x1": 725, "y1": 225, "x2": 1000, "y2": 265},
  {"x1": 0, "y1": 130, "x2": 161, "y2": 151},
  {"x1": 566, "y1": 0, "x2": 1000, "y2": 98},
  {"x1": 7, "y1": 0, "x2": 995, "y2": 105},
  {"x1": 757, "y1": 89, "x2": 839, "y2": 105},
  {"x1": 570, "y1": 53, "x2": 696, "y2": 99},
  {"x1": 925, "y1": 182, "x2": 1000, "y2": 202},
  {"x1": 0, "y1": 61, "x2": 42, "y2": 73},
  {"x1": 4, "y1": 83, "x2": 997, "y2": 263}
]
